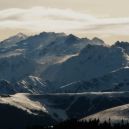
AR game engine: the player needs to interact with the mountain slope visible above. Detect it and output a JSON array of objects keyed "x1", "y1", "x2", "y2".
[
  {"x1": 0, "y1": 55, "x2": 41, "y2": 82},
  {"x1": 43, "y1": 44, "x2": 128, "y2": 86},
  {"x1": 81, "y1": 103, "x2": 129, "y2": 123},
  {"x1": 0, "y1": 93, "x2": 55, "y2": 129},
  {"x1": 0, "y1": 33, "x2": 27, "y2": 50},
  {"x1": 56, "y1": 67, "x2": 129, "y2": 93}
]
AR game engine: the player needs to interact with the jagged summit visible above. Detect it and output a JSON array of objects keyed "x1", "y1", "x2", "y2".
[
  {"x1": 0, "y1": 32, "x2": 28, "y2": 44},
  {"x1": 67, "y1": 34, "x2": 79, "y2": 39},
  {"x1": 15, "y1": 32, "x2": 27, "y2": 38},
  {"x1": 114, "y1": 41, "x2": 129, "y2": 47},
  {"x1": 113, "y1": 41, "x2": 129, "y2": 55},
  {"x1": 38, "y1": 31, "x2": 66, "y2": 37},
  {"x1": 92, "y1": 37, "x2": 105, "y2": 45}
]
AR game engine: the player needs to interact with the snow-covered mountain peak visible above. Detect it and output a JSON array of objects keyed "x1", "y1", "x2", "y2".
[
  {"x1": 39, "y1": 31, "x2": 66, "y2": 37},
  {"x1": 1, "y1": 33, "x2": 27, "y2": 44},
  {"x1": 113, "y1": 41, "x2": 129, "y2": 48},
  {"x1": 65, "y1": 34, "x2": 79, "y2": 43},
  {"x1": 15, "y1": 33, "x2": 27, "y2": 38},
  {"x1": 91, "y1": 37, "x2": 105, "y2": 45},
  {"x1": 67, "y1": 34, "x2": 79, "y2": 39},
  {"x1": 113, "y1": 41, "x2": 129, "y2": 57}
]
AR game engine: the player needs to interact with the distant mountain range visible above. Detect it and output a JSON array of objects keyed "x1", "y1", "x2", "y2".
[
  {"x1": 0, "y1": 32, "x2": 129, "y2": 94},
  {"x1": 0, "y1": 32, "x2": 129, "y2": 128},
  {"x1": 0, "y1": 32, "x2": 105, "y2": 94}
]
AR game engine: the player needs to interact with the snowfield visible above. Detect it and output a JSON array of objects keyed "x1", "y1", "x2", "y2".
[
  {"x1": 81, "y1": 103, "x2": 129, "y2": 123},
  {"x1": 0, "y1": 93, "x2": 47, "y2": 114},
  {"x1": 0, "y1": 93, "x2": 68, "y2": 121}
]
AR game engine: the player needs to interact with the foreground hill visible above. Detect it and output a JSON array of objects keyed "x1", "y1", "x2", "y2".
[
  {"x1": 81, "y1": 103, "x2": 129, "y2": 123},
  {"x1": 0, "y1": 92, "x2": 129, "y2": 128}
]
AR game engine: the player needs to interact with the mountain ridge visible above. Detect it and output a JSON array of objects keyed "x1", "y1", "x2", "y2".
[{"x1": 0, "y1": 32, "x2": 129, "y2": 94}]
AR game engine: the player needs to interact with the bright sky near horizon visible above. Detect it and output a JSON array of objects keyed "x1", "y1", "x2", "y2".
[{"x1": 0, "y1": 0, "x2": 129, "y2": 44}]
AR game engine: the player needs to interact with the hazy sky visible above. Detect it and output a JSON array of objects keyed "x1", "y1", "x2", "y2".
[{"x1": 0, "y1": 0, "x2": 129, "y2": 44}]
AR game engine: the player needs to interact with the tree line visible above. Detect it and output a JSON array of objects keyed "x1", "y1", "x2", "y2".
[{"x1": 27, "y1": 118, "x2": 129, "y2": 129}]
